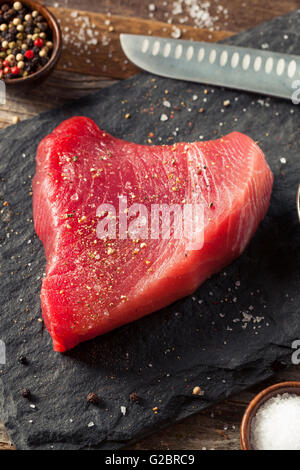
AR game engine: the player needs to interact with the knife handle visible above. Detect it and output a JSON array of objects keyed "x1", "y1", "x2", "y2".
[{"x1": 121, "y1": 35, "x2": 300, "y2": 101}]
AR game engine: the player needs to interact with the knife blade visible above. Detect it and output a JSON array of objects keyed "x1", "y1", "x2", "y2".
[{"x1": 120, "y1": 34, "x2": 300, "y2": 100}]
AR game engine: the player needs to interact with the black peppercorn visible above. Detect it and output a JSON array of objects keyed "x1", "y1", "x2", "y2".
[
  {"x1": 18, "y1": 355, "x2": 28, "y2": 365},
  {"x1": 24, "y1": 24, "x2": 34, "y2": 34},
  {"x1": 87, "y1": 392, "x2": 99, "y2": 404},
  {"x1": 1, "y1": 5, "x2": 10, "y2": 13},
  {"x1": 3, "y1": 11, "x2": 13, "y2": 22},
  {"x1": 40, "y1": 56, "x2": 48, "y2": 67},
  {"x1": 21, "y1": 388, "x2": 31, "y2": 399},
  {"x1": 130, "y1": 392, "x2": 139, "y2": 402},
  {"x1": 38, "y1": 22, "x2": 48, "y2": 33}
]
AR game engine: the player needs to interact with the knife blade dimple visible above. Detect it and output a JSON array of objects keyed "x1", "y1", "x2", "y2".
[{"x1": 120, "y1": 33, "x2": 300, "y2": 100}]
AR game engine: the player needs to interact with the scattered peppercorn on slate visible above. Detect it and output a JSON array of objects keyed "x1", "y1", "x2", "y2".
[{"x1": 0, "y1": 11, "x2": 300, "y2": 449}]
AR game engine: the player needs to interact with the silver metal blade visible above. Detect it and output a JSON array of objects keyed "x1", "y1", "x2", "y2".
[{"x1": 120, "y1": 34, "x2": 300, "y2": 100}]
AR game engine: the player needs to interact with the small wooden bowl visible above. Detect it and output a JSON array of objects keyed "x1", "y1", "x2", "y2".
[
  {"x1": 0, "y1": 0, "x2": 62, "y2": 87},
  {"x1": 241, "y1": 381, "x2": 300, "y2": 450}
]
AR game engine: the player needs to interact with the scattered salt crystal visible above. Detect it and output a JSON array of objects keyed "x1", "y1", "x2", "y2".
[
  {"x1": 160, "y1": 113, "x2": 168, "y2": 122},
  {"x1": 163, "y1": 100, "x2": 171, "y2": 108},
  {"x1": 280, "y1": 157, "x2": 287, "y2": 164},
  {"x1": 192, "y1": 94, "x2": 198, "y2": 101},
  {"x1": 170, "y1": 0, "x2": 226, "y2": 29},
  {"x1": 251, "y1": 393, "x2": 300, "y2": 450},
  {"x1": 242, "y1": 312, "x2": 252, "y2": 323},
  {"x1": 148, "y1": 3, "x2": 156, "y2": 11},
  {"x1": 121, "y1": 406, "x2": 127, "y2": 415},
  {"x1": 171, "y1": 26, "x2": 181, "y2": 39}
]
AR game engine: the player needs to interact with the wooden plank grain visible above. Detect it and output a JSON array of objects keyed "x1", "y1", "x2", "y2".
[
  {"x1": 44, "y1": 0, "x2": 299, "y2": 33},
  {"x1": 0, "y1": 422, "x2": 13, "y2": 450},
  {"x1": 48, "y1": 7, "x2": 233, "y2": 80}
]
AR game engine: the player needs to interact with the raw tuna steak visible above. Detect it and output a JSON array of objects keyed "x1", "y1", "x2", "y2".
[{"x1": 33, "y1": 117, "x2": 273, "y2": 352}]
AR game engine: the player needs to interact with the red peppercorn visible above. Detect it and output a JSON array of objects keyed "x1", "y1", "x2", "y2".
[
  {"x1": 3, "y1": 60, "x2": 10, "y2": 67},
  {"x1": 34, "y1": 38, "x2": 44, "y2": 48},
  {"x1": 25, "y1": 50, "x2": 34, "y2": 60},
  {"x1": 11, "y1": 66, "x2": 20, "y2": 76},
  {"x1": 3, "y1": 67, "x2": 10, "y2": 75}
]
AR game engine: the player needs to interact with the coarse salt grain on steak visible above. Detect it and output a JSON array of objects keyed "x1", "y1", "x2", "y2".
[{"x1": 32, "y1": 117, "x2": 273, "y2": 352}]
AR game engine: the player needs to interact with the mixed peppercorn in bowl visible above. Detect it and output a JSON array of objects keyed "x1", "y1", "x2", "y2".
[{"x1": 0, "y1": 0, "x2": 61, "y2": 85}]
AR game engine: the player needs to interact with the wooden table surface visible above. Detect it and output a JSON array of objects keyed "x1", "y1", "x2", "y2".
[{"x1": 1, "y1": 0, "x2": 299, "y2": 451}]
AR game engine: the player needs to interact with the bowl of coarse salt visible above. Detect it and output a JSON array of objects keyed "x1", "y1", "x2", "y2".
[{"x1": 241, "y1": 382, "x2": 300, "y2": 450}]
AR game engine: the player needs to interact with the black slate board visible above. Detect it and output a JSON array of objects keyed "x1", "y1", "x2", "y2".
[{"x1": 1, "y1": 10, "x2": 300, "y2": 450}]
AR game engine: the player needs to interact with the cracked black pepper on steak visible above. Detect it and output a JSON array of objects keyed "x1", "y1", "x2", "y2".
[{"x1": 0, "y1": 2, "x2": 53, "y2": 80}]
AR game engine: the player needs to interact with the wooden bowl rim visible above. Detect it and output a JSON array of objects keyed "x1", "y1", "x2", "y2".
[
  {"x1": 240, "y1": 381, "x2": 300, "y2": 450},
  {"x1": 0, "y1": 0, "x2": 62, "y2": 85}
]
